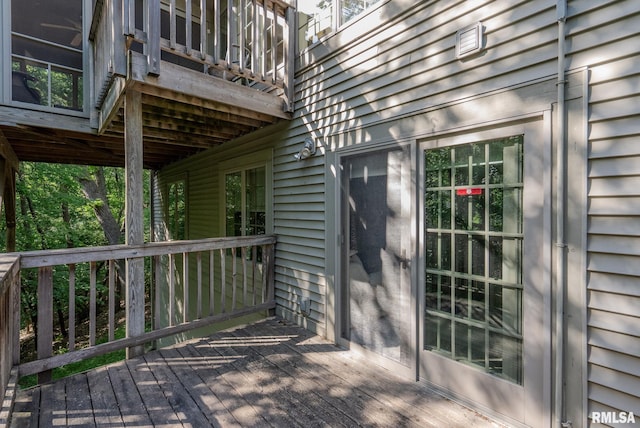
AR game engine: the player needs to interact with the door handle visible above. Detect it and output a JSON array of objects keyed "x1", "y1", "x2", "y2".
[{"x1": 400, "y1": 249, "x2": 410, "y2": 270}]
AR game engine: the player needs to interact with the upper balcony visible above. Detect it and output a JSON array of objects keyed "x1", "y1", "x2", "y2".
[
  {"x1": 92, "y1": 0, "x2": 294, "y2": 166},
  {"x1": 2, "y1": 0, "x2": 295, "y2": 169}
]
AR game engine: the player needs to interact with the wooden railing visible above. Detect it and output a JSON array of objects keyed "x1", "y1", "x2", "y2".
[
  {"x1": 90, "y1": 0, "x2": 295, "y2": 112},
  {"x1": 0, "y1": 255, "x2": 20, "y2": 425},
  {"x1": 1, "y1": 235, "x2": 275, "y2": 387}
]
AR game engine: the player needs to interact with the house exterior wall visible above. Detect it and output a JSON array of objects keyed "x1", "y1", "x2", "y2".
[
  {"x1": 154, "y1": 0, "x2": 640, "y2": 425},
  {"x1": 566, "y1": 0, "x2": 640, "y2": 423}
]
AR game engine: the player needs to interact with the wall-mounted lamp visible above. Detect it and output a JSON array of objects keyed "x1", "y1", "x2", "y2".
[{"x1": 294, "y1": 136, "x2": 317, "y2": 161}]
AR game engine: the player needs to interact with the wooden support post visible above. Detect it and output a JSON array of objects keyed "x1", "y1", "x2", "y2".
[
  {"x1": 37, "y1": 267, "x2": 53, "y2": 384},
  {"x1": 2, "y1": 167, "x2": 16, "y2": 253},
  {"x1": 4, "y1": 169, "x2": 16, "y2": 253},
  {"x1": 125, "y1": 90, "x2": 145, "y2": 358},
  {"x1": 0, "y1": 159, "x2": 5, "y2": 210}
]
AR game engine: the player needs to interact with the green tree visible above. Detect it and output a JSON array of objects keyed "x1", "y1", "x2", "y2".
[{"x1": 0, "y1": 163, "x2": 147, "y2": 350}]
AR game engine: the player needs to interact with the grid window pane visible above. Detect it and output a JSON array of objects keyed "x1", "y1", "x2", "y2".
[{"x1": 424, "y1": 136, "x2": 524, "y2": 385}]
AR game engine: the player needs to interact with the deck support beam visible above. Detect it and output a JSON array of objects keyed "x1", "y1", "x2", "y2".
[
  {"x1": 124, "y1": 90, "x2": 145, "y2": 358},
  {"x1": 0, "y1": 133, "x2": 18, "y2": 252}
]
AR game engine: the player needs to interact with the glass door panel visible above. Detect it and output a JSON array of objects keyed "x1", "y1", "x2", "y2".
[
  {"x1": 424, "y1": 136, "x2": 524, "y2": 384},
  {"x1": 341, "y1": 147, "x2": 412, "y2": 367}
]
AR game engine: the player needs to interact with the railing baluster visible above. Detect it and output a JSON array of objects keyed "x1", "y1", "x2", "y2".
[
  {"x1": 265, "y1": 243, "x2": 275, "y2": 305},
  {"x1": 68, "y1": 264, "x2": 76, "y2": 351},
  {"x1": 227, "y1": 0, "x2": 234, "y2": 68},
  {"x1": 209, "y1": 250, "x2": 215, "y2": 315},
  {"x1": 37, "y1": 266, "x2": 53, "y2": 384},
  {"x1": 271, "y1": 3, "x2": 277, "y2": 84},
  {"x1": 251, "y1": 0, "x2": 258, "y2": 76},
  {"x1": 242, "y1": 246, "x2": 247, "y2": 307},
  {"x1": 220, "y1": 248, "x2": 226, "y2": 313},
  {"x1": 154, "y1": 254, "x2": 161, "y2": 330},
  {"x1": 261, "y1": 1, "x2": 267, "y2": 79},
  {"x1": 231, "y1": 247, "x2": 237, "y2": 311},
  {"x1": 147, "y1": 0, "x2": 161, "y2": 75},
  {"x1": 197, "y1": 252, "x2": 202, "y2": 319},
  {"x1": 169, "y1": 253, "x2": 175, "y2": 326},
  {"x1": 108, "y1": 260, "x2": 115, "y2": 342},
  {"x1": 213, "y1": 0, "x2": 220, "y2": 64},
  {"x1": 252, "y1": 245, "x2": 257, "y2": 306},
  {"x1": 170, "y1": 0, "x2": 177, "y2": 49},
  {"x1": 90, "y1": 261, "x2": 97, "y2": 347},
  {"x1": 183, "y1": 252, "x2": 189, "y2": 323},
  {"x1": 185, "y1": 0, "x2": 193, "y2": 55},
  {"x1": 239, "y1": 0, "x2": 246, "y2": 73},
  {"x1": 261, "y1": 244, "x2": 267, "y2": 303},
  {"x1": 200, "y1": 0, "x2": 207, "y2": 59}
]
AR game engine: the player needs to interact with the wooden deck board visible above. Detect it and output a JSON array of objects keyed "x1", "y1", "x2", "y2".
[
  {"x1": 65, "y1": 373, "x2": 96, "y2": 427},
  {"x1": 10, "y1": 318, "x2": 501, "y2": 427},
  {"x1": 85, "y1": 366, "x2": 124, "y2": 427}
]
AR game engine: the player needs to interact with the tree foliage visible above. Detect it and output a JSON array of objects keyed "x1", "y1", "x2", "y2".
[{"x1": 0, "y1": 163, "x2": 149, "y2": 341}]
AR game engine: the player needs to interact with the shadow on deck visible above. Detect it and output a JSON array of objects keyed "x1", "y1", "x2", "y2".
[{"x1": 10, "y1": 318, "x2": 499, "y2": 427}]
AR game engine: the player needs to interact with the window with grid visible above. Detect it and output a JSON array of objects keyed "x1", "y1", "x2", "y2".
[{"x1": 424, "y1": 136, "x2": 524, "y2": 385}]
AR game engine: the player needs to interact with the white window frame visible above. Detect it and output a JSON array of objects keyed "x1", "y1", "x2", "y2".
[
  {"x1": 219, "y1": 149, "x2": 273, "y2": 237},
  {"x1": 164, "y1": 173, "x2": 188, "y2": 240},
  {"x1": 297, "y1": 0, "x2": 387, "y2": 50},
  {"x1": 4, "y1": 0, "x2": 90, "y2": 115}
]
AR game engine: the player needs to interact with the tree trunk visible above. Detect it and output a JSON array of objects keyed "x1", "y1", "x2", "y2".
[
  {"x1": 77, "y1": 167, "x2": 126, "y2": 303},
  {"x1": 77, "y1": 167, "x2": 123, "y2": 246}
]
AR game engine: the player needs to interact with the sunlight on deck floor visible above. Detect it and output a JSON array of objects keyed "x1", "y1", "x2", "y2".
[{"x1": 10, "y1": 317, "x2": 501, "y2": 427}]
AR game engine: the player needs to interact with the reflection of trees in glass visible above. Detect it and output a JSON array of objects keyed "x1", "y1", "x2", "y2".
[
  {"x1": 167, "y1": 180, "x2": 187, "y2": 240},
  {"x1": 424, "y1": 137, "x2": 524, "y2": 385},
  {"x1": 225, "y1": 167, "x2": 266, "y2": 237},
  {"x1": 10, "y1": 0, "x2": 84, "y2": 110},
  {"x1": 225, "y1": 173, "x2": 242, "y2": 237},
  {"x1": 341, "y1": 0, "x2": 382, "y2": 24},
  {"x1": 12, "y1": 60, "x2": 83, "y2": 110}
]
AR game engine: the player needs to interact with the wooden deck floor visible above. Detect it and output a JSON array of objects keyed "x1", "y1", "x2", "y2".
[{"x1": 9, "y1": 318, "x2": 500, "y2": 427}]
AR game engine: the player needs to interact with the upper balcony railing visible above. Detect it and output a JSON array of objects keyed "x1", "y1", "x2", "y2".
[{"x1": 90, "y1": 0, "x2": 295, "y2": 113}]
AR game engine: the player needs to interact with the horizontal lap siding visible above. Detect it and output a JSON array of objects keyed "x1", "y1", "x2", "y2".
[
  {"x1": 569, "y1": 0, "x2": 640, "y2": 420},
  {"x1": 280, "y1": 0, "x2": 558, "y2": 334}
]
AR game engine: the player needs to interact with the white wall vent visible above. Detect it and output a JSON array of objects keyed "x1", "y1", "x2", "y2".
[{"x1": 456, "y1": 22, "x2": 484, "y2": 58}]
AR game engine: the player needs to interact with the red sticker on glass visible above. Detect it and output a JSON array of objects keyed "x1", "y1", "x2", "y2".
[{"x1": 456, "y1": 188, "x2": 483, "y2": 196}]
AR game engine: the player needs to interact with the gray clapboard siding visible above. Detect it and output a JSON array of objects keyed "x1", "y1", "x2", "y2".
[
  {"x1": 591, "y1": 135, "x2": 640, "y2": 159},
  {"x1": 589, "y1": 217, "x2": 640, "y2": 237},
  {"x1": 589, "y1": 309, "x2": 640, "y2": 338},
  {"x1": 589, "y1": 197, "x2": 640, "y2": 216},
  {"x1": 589, "y1": 383, "x2": 640, "y2": 420},
  {"x1": 578, "y1": 0, "x2": 640, "y2": 415},
  {"x1": 572, "y1": 0, "x2": 640, "y2": 393},
  {"x1": 590, "y1": 365, "x2": 640, "y2": 401},
  {"x1": 590, "y1": 177, "x2": 640, "y2": 197},
  {"x1": 589, "y1": 328, "x2": 640, "y2": 359},
  {"x1": 588, "y1": 271, "x2": 640, "y2": 297},
  {"x1": 588, "y1": 253, "x2": 640, "y2": 277},
  {"x1": 590, "y1": 347, "x2": 640, "y2": 378},
  {"x1": 297, "y1": 3, "x2": 556, "y2": 126},
  {"x1": 590, "y1": 157, "x2": 640, "y2": 178}
]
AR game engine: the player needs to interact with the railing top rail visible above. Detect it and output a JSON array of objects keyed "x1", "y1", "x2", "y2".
[
  {"x1": 12, "y1": 235, "x2": 276, "y2": 269},
  {"x1": 0, "y1": 255, "x2": 20, "y2": 295}
]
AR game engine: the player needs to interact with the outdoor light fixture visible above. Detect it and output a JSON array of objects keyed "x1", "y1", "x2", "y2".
[{"x1": 294, "y1": 136, "x2": 317, "y2": 161}]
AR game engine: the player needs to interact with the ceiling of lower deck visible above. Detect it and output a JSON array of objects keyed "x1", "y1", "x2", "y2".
[{"x1": 1, "y1": 95, "x2": 278, "y2": 170}]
